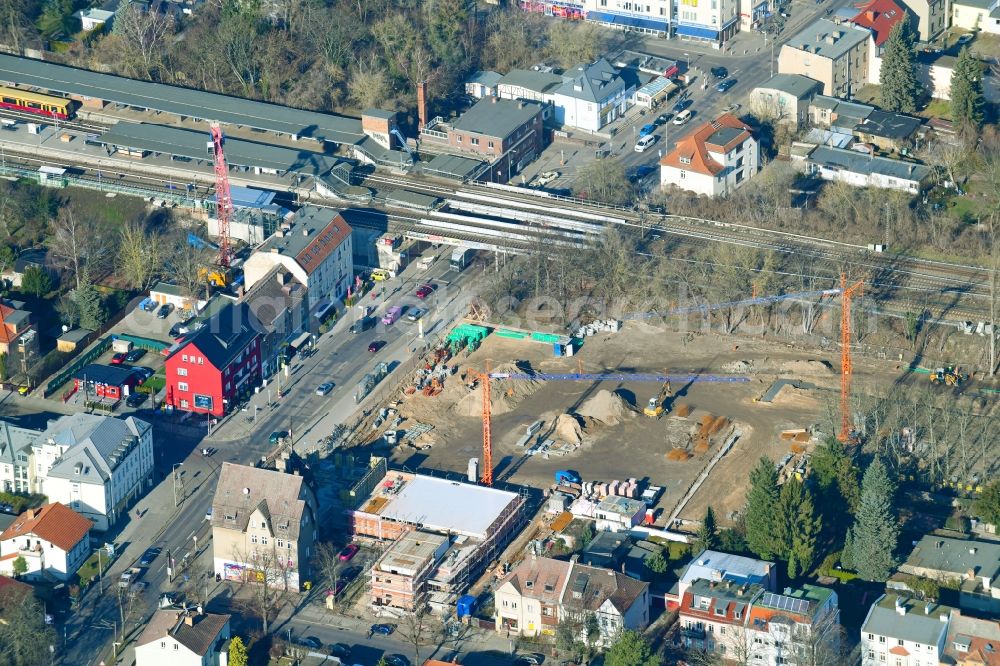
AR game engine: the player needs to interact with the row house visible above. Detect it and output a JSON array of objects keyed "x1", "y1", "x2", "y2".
[
  {"x1": 135, "y1": 608, "x2": 232, "y2": 666},
  {"x1": 495, "y1": 555, "x2": 650, "y2": 645},
  {"x1": 896, "y1": 535, "x2": 1000, "y2": 616}
]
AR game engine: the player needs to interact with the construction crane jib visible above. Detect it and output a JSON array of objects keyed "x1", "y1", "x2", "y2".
[{"x1": 839, "y1": 274, "x2": 864, "y2": 442}]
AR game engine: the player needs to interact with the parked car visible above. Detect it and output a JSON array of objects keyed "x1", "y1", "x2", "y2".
[
  {"x1": 634, "y1": 164, "x2": 657, "y2": 180},
  {"x1": 110, "y1": 352, "x2": 127, "y2": 365},
  {"x1": 168, "y1": 322, "x2": 189, "y2": 338},
  {"x1": 156, "y1": 304, "x2": 173, "y2": 319},
  {"x1": 141, "y1": 299, "x2": 157, "y2": 312},
  {"x1": 406, "y1": 308, "x2": 424, "y2": 322},
  {"x1": 139, "y1": 547, "x2": 161, "y2": 566},
  {"x1": 634, "y1": 135, "x2": 657, "y2": 152},
  {"x1": 329, "y1": 644, "x2": 351, "y2": 659},
  {"x1": 133, "y1": 367, "x2": 154, "y2": 382},
  {"x1": 368, "y1": 340, "x2": 386, "y2": 353},
  {"x1": 534, "y1": 170, "x2": 560, "y2": 187},
  {"x1": 716, "y1": 78, "x2": 737, "y2": 93},
  {"x1": 125, "y1": 349, "x2": 146, "y2": 363},
  {"x1": 126, "y1": 393, "x2": 148, "y2": 408},
  {"x1": 723, "y1": 102, "x2": 742, "y2": 113},
  {"x1": 385, "y1": 656, "x2": 410, "y2": 666},
  {"x1": 338, "y1": 544, "x2": 359, "y2": 561},
  {"x1": 638, "y1": 123, "x2": 657, "y2": 137},
  {"x1": 517, "y1": 654, "x2": 546, "y2": 665},
  {"x1": 673, "y1": 109, "x2": 693, "y2": 125},
  {"x1": 205, "y1": 507, "x2": 213, "y2": 521},
  {"x1": 710, "y1": 66, "x2": 729, "y2": 79},
  {"x1": 315, "y1": 382, "x2": 335, "y2": 396},
  {"x1": 656, "y1": 113, "x2": 671, "y2": 124},
  {"x1": 415, "y1": 283, "x2": 436, "y2": 299},
  {"x1": 299, "y1": 636, "x2": 322, "y2": 650},
  {"x1": 370, "y1": 623, "x2": 395, "y2": 636},
  {"x1": 957, "y1": 32, "x2": 974, "y2": 45},
  {"x1": 673, "y1": 98, "x2": 692, "y2": 114},
  {"x1": 268, "y1": 431, "x2": 289, "y2": 445}
]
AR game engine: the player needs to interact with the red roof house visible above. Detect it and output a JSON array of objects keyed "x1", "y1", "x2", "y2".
[
  {"x1": 851, "y1": 0, "x2": 908, "y2": 46},
  {"x1": 0, "y1": 503, "x2": 93, "y2": 581}
]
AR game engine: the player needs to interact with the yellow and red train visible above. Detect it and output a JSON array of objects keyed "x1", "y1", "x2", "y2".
[{"x1": 0, "y1": 86, "x2": 74, "y2": 120}]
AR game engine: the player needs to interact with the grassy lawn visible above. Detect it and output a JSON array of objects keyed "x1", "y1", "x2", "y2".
[
  {"x1": 75, "y1": 550, "x2": 108, "y2": 589},
  {"x1": 919, "y1": 99, "x2": 951, "y2": 120},
  {"x1": 142, "y1": 374, "x2": 166, "y2": 394}
]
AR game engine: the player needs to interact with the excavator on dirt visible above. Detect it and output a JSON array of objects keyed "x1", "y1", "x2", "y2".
[{"x1": 644, "y1": 381, "x2": 672, "y2": 418}]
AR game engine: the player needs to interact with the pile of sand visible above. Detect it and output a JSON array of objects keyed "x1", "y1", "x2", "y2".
[
  {"x1": 781, "y1": 359, "x2": 833, "y2": 375},
  {"x1": 454, "y1": 361, "x2": 543, "y2": 417},
  {"x1": 667, "y1": 448, "x2": 692, "y2": 461},
  {"x1": 554, "y1": 413, "x2": 584, "y2": 445},
  {"x1": 723, "y1": 360, "x2": 754, "y2": 374},
  {"x1": 772, "y1": 383, "x2": 818, "y2": 408},
  {"x1": 674, "y1": 403, "x2": 692, "y2": 417},
  {"x1": 576, "y1": 389, "x2": 632, "y2": 425}
]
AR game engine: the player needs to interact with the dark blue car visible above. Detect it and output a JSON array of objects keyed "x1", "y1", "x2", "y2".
[{"x1": 639, "y1": 123, "x2": 657, "y2": 137}]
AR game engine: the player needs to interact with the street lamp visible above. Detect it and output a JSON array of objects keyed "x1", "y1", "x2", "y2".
[
  {"x1": 172, "y1": 463, "x2": 184, "y2": 507},
  {"x1": 684, "y1": 52, "x2": 690, "y2": 70}
]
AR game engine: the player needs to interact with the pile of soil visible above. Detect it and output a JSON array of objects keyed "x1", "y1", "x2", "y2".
[
  {"x1": 454, "y1": 361, "x2": 543, "y2": 417},
  {"x1": 576, "y1": 389, "x2": 632, "y2": 425},
  {"x1": 772, "y1": 383, "x2": 818, "y2": 408},
  {"x1": 723, "y1": 360, "x2": 754, "y2": 374},
  {"x1": 781, "y1": 359, "x2": 833, "y2": 375},
  {"x1": 674, "y1": 403, "x2": 692, "y2": 417},
  {"x1": 667, "y1": 448, "x2": 692, "y2": 461},
  {"x1": 554, "y1": 413, "x2": 584, "y2": 445}
]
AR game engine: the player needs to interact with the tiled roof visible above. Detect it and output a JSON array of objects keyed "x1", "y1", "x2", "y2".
[
  {"x1": 851, "y1": 0, "x2": 908, "y2": 46},
  {"x1": 0, "y1": 301, "x2": 30, "y2": 345},
  {"x1": 136, "y1": 609, "x2": 230, "y2": 655},
  {"x1": 553, "y1": 58, "x2": 629, "y2": 104},
  {"x1": 562, "y1": 562, "x2": 649, "y2": 615},
  {"x1": 660, "y1": 114, "x2": 753, "y2": 176},
  {"x1": 498, "y1": 555, "x2": 570, "y2": 604},
  {"x1": 211, "y1": 462, "x2": 313, "y2": 541},
  {"x1": 254, "y1": 207, "x2": 351, "y2": 277},
  {"x1": 0, "y1": 502, "x2": 92, "y2": 551},
  {"x1": 944, "y1": 610, "x2": 1000, "y2": 666},
  {"x1": 681, "y1": 578, "x2": 764, "y2": 624},
  {"x1": 785, "y1": 18, "x2": 872, "y2": 59},
  {"x1": 44, "y1": 413, "x2": 152, "y2": 483}
]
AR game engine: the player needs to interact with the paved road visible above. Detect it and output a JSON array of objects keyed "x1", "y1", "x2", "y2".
[{"x1": 63, "y1": 250, "x2": 484, "y2": 665}]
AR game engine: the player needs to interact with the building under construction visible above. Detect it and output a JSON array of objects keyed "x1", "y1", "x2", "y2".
[{"x1": 348, "y1": 468, "x2": 528, "y2": 610}]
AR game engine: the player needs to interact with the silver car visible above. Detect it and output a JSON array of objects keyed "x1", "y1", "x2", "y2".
[{"x1": 315, "y1": 382, "x2": 335, "y2": 396}]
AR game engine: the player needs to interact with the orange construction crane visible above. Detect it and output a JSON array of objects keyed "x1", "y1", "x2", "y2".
[
  {"x1": 839, "y1": 273, "x2": 864, "y2": 442},
  {"x1": 482, "y1": 361, "x2": 493, "y2": 487}
]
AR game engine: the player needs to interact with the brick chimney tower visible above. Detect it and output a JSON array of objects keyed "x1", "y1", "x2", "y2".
[{"x1": 417, "y1": 81, "x2": 428, "y2": 130}]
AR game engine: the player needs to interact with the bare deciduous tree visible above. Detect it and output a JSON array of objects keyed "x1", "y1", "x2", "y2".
[
  {"x1": 112, "y1": 4, "x2": 174, "y2": 80},
  {"x1": 348, "y1": 54, "x2": 390, "y2": 110},
  {"x1": 394, "y1": 604, "x2": 442, "y2": 663},
  {"x1": 117, "y1": 222, "x2": 162, "y2": 291},
  {"x1": 232, "y1": 544, "x2": 289, "y2": 634},
  {"x1": 49, "y1": 207, "x2": 106, "y2": 290}
]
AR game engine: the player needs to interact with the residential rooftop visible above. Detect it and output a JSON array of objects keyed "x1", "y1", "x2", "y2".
[
  {"x1": 680, "y1": 549, "x2": 775, "y2": 587},
  {"x1": 806, "y1": 145, "x2": 932, "y2": 181},
  {"x1": 786, "y1": 19, "x2": 872, "y2": 60},
  {"x1": 596, "y1": 495, "x2": 646, "y2": 516},
  {"x1": 943, "y1": 609, "x2": 1000, "y2": 666},
  {"x1": 255, "y1": 206, "x2": 351, "y2": 275},
  {"x1": 863, "y1": 593, "x2": 953, "y2": 645},
  {"x1": 211, "y1": 462, "x2": 313, "y2": 541},
  {"x1": 42, "y1": 413, "x2": 151, "y2": 483},
  {"x1": 136, "y1": 609, "x2": 230, "y2": 655},
  {"x1": 554, "y1": 58, "x2": 629, "y2": 103},
  {"x1": 0, "y1": 502, "x2": 92, "y2": 551},
  {"x1": 497, "y1": 69, "x2": 563, "y2": 95},
  {"x1": 902, "y1": 535, "x2": 1000, "y2": 580},
  {"x1": 756, "y1": 73, "x2": 824, "y2": 98},
  {"x1": 855, "y1": 109, "x2": 923, "y2": 139}
]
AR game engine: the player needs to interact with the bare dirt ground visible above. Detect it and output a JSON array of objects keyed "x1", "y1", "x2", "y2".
[{"x1": 386, "y1": 321, "x2": 898, "y2": 526}]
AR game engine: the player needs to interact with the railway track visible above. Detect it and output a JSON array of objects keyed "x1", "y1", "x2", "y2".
[{"x1": 0, "y1": 108, "x2": 110, "y2": 135}]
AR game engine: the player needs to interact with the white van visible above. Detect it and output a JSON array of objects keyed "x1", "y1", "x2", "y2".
[
  {"x1": 673, "y1": 109, "x2": 693, "y2": 125},
  {"x1": 634, "y1": 135, "x2": 657, "y2": 152}
]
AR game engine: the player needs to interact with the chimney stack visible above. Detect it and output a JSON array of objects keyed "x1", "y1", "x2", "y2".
[{"x1": 417, "y1": 81, "x2": 428, "y2": 131}]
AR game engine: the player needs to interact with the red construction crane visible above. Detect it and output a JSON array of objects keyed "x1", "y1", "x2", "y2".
[
  {"x1": 481, "y1": 360, "x2": 493, "y2": 487},
  {"x1": 210, "y1": 122, "x2": 233, "y2": 269},
  {"x1": 839, "y1": 273, "x2": 864, "y2": 442}
]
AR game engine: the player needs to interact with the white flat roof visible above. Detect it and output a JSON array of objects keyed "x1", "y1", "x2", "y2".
[{"x1": 379, "y1": 475, "x2": 519, "y2": 539}]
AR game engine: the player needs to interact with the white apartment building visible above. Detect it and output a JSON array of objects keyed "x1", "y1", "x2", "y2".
[
  {"x1": 582, "y1": 0, "x2": 672, "y2": 35},
  {"x1": 0, "y1": 420, "x2": 35, "y2": 494},
  {"x1": 32, "y1": 414, "x2": 154, "y2": 532},
  {"x1": 745, "y1": 586, "x2": 841, "y2": 665},
  {"x1": 860, "y1": 593, "x2": 951, "y2": 666}
]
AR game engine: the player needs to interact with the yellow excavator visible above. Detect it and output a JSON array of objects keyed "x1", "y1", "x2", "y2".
[
  {"x1": 930, "y1": 366, "x2": 968, "y2": 387},
  {"x1": 644, "y1": 381, "x2": 672, "y2": 418}
]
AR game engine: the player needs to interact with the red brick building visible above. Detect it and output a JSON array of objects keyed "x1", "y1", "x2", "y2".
[{"x1": 164, "y1": 302, "x2": 262, "y2": 416}]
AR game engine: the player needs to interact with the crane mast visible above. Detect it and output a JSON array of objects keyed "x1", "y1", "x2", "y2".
[{"x1": 210, "y1": 123, "x2": 233, "y2": 269}]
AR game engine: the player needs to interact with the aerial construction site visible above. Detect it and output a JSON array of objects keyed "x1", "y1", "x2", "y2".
[{"x1": 349, "y1": 293, "x2": 1000, "y2": 541}]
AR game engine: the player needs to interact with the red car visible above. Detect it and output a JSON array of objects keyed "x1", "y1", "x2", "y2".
[
  {"x1": 338, "y1": 544, "x2": 359, "y2": 561},
  {"x1": 415, "y1": 283, "x2": 436, "y2": 299},
  {"x1": 110, "y1": 352, "x2": 127, "y2": 365}
]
